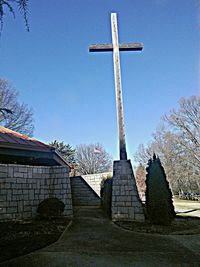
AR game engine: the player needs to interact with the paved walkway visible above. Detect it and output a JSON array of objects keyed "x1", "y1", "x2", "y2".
[{"x1": 1, "y1": 207, "x2": 200, "y2": 267}]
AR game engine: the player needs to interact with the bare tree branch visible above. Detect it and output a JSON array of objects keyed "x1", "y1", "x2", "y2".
[
  {"x1": 0, "y1": 78, "x2": 34, "y2": 136},
  {"x1": 76, "y1": 143, "x2": 112, "y2": 175},
  {"x1": 134, "y1": 96, "x2": 200, "y2": 194},
  {"x1": 0, "y1": 0, "x2": 29, "y2": 32}
]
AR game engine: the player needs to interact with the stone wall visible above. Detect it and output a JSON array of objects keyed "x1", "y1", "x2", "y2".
[
  {"x1": 0, "y1": 164, "x2": 73, "y2": 221},
  {"x1": 82, "y1": 172, "x2": 112, "y2": 196},
  {"x1": 112, "y1": 160, "x2": 145, "y2": 221},
  {"x1": 70, "y1": 176, "x2": 101, "y2": 206}
]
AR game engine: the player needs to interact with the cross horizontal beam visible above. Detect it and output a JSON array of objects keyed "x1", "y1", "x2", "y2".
[{"x1": 89, "y1": 43, "x2": 143, "y2": 52}]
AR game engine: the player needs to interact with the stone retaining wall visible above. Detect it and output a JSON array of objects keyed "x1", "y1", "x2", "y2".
[
  {"x1": 0, "y1": 164, "x2": 73, "y2": 221},
  {"x1": 82, "y1": 172, "x2": 112, "y2": 196}
]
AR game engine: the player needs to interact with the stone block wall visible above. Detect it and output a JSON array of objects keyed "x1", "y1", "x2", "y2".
[
  {"x1": 112, "y1": 160, "x2": 145, "y2": 221},
  {"x1": 70, "y1": 176, "x2": 101, "y2": 206},
  {"x1": 0, "y1": 164, "x2": 73, "y2": 221},
  {"x1": 82, "y1": 172, "x2": 112, "y2": 196}
]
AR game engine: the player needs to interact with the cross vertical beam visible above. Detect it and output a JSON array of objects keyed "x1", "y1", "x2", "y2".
[
  {"x1": 89, "y1": 13, "x2": 143, "y2": 160},
  {"x1": 111, "y1": 13, "x2": 127, "y2": 160}
]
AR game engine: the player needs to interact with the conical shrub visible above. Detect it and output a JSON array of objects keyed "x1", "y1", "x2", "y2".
[{"x1": 146, "y1": 154, "x2": 175, "y2": 225}]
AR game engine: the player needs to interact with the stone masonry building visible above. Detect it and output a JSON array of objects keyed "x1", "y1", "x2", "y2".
[{"x1": 0, "y1": 127, "x2": 73, "y2": 221}]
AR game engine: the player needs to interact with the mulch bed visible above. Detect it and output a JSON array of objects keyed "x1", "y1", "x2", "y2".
[
  {"x1": 115, "y1": 216, "x2": 200, "y2": 235},
  {"x1": 0, "y1": 217, "x2": 71, "y2": 263}
]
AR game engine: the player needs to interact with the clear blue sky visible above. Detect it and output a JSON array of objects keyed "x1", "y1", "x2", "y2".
[{"x1": 0, "y1": 0, "x2": 199, "y2": 161}]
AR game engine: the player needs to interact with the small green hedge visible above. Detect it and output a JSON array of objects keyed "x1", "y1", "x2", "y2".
[{"x1": 101, "y1": 178, "x2": 112, "y2": 217}]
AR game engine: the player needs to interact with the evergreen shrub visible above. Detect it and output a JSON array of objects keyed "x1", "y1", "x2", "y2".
[
  {"x1": 146, "y1": 154, "x2": 175, "y2": 225},
  {"x1": 101, "y1": 177, "x2": 112, "y2": 217}
]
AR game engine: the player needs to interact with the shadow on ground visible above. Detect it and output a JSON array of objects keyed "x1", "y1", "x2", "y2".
[{"x1": 1, "y1": 207, "x2": 200, "y2": 267}]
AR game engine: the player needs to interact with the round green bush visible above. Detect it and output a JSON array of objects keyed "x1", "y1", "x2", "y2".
[{"x1": 37, "y1": 198, "x2": 65, "y2": 219}]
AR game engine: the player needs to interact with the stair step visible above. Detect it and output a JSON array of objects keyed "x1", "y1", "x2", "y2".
[{"x1": 70, "y1": 176, "x2": 101, "y2": 207}]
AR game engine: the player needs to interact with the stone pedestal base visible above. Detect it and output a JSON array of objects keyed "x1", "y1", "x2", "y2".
[{"x1": 112, "y1": 160, "x2": 145, "y2": 221}]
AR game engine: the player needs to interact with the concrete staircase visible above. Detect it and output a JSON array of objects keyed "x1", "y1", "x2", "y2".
[{"x1": 70, "y1": 176, "x2": 101, "y2": 207}]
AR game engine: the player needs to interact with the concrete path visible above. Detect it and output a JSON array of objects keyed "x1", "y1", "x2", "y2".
[{"x1": 1, "y1": 207, "x2": 200, "y2": 267}]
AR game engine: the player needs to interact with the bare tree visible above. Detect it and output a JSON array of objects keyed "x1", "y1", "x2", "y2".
[
  {"x1": 135, "y1": 127, "x2": 180, "y2": 193},
  {"x1": 135, "y1": 163, "x2": 146, "y2": 201},
  {"x1": 0, "y1": 0, "x2": 29, "y2": 32},
  {"x1": 0, "y1": 79, "x2": 34, "y2": 136},
  {"x1": 134, "y1": 96, "x2": 200, "y2": 194},
  {"x1": 164, "y1": 96, "x2": 200, "y2": 169},
  {"x1": 135, "y1": 143, "x2": 155, "y2": 165},
  {"x1": 76, "y1": 143, "x2": 112, "y2": 175}
]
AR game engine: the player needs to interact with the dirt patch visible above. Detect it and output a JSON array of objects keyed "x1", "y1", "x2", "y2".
[
  {"x1": 0, "y1": 217, "x2": 71, "y2": 263},
  {"x1": 115, "y1": 216, "x2": 200, "y2": 235}
]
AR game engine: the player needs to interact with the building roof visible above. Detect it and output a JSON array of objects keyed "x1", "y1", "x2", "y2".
[
  {"x1": 0, "y1": 126, "x2": 70, "y2": 167},
  {"x1": 0, "y1": 126, "x2": 51, "y2": 151}
]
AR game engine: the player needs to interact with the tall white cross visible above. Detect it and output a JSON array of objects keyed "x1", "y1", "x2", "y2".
[{"x1": 89, "y1": 13, "x2": 143, "y2": 160}]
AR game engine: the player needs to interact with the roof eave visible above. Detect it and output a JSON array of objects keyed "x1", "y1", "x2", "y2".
[{"x1": 53, "y1": 150, "x2": 71, "y2": 169}]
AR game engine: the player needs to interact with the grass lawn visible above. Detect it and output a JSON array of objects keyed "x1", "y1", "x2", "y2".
[
  {"x1": 173, "y1": 198, "x2": 200, "y2": 217},
  {"x1": 0, "y1": 217, "x2": 70, "y2": 264}
]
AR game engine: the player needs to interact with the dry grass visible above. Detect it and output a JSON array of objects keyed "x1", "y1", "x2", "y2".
[{"x1": 173, "y1": 198, "x2": 200, "y2": 217}]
